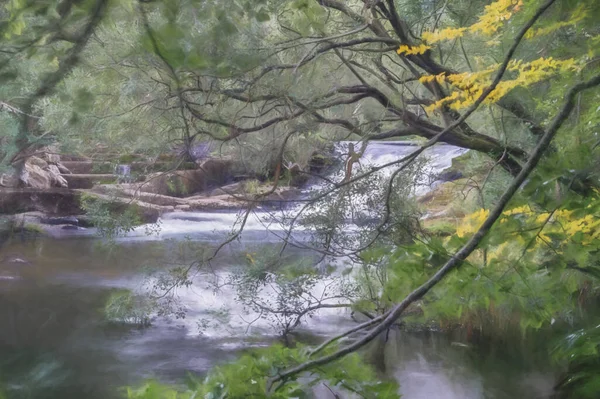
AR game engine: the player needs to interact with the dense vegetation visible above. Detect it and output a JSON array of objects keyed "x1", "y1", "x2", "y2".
[{"x1": 1, "y1": 0, "x2": 600, "y2": 397}]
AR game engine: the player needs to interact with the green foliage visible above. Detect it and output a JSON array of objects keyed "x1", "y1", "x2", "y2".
[
  {"x1": 0, "y1": 112, "x2": 21, "y2": 171},
  {"x1": 80, "y1": 193, "x2": 141, "y2": 240},
  {"x1": 2, "y1": 0, "x2": 600, "y2": 396},
  {"x1": 228, "y1": 247, "x2": 356, "y2": 336},
  {"x1": 383, "y1": 186, "x2": 600, "y2": 333},
  {"x1": 125, "y1": 380, "x2": 192, "y2": 399},
  {"x1": 126, "y1": 344, "x2": 399, "y2": 399},
  {"x1": 104, "y1": 289, "x2": 153, "y2": 327},
  {"x1": 553, "y1": 325, "x2": 600, "y2": 398}
]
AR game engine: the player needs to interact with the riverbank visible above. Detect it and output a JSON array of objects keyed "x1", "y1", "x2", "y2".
[{"x1": 1, "y1": 143, "x2": 468, "y2": 238}]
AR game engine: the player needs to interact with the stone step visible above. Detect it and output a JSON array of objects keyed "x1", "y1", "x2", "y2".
[
  {"x1": 60, "y1": 161, "x2": 112, "y2": 174},
  {"x1": 61, "y1": 174, "x2": 119, "y2": 189},
  {"x1": 60, "y1": 161, "x2": 195, "y2": 174},
  {"x1": 74, "y1": 189, "x2": 172, "y2": 223},
  {"x1": 89, "y1": 185, "x2": 191, "y2": 207},
  {"x1": 0, "y1": 187, "x2": 82, "y2": 215}
]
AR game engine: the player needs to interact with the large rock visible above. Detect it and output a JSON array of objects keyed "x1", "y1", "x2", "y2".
[
  {"x1": 0, "y1": 188, "x2": 83, "y2": 215},
  {"x1": 208, "y1": 182, "x2": 244, "y2": 196},
  {"x1": 139, "y1": 158, "x2": 232, "y2": 197},
  {"x1": 19, "y1": 156, "x2": 68, "y2": 189},
  {"x1": 90, "y1": 185, "x2": 190, "y2": 207},
  {"x1": 287, "y1": 163, "x2": 309, "y2": 187},
  {"x1": 436, "y1": 170, "x2": 463, "y2": 182},
  {"x1": 0, "y1": 171, "x2": 19, "y2": 188},
  {"x1": 56, "y1": 163, "x2": 72, "y2": 174},
  {"x1": 40, "y1": 144, "x2": 61, "y2": 164},
  {"x1": 75, "y1": 190, "x2": 169, "y2": 224}
]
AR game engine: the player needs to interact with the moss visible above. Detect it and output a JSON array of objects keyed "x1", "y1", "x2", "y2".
[
  {"x1": 117, "y1": 154, "x2": 143, "y2": 164},
  {"x1": 23, "y1": 223, "x2": 45, "y2": 234},
  {"x1": 91, "y1": 162, "x2": 115, "y2": 174},
  {"x1": 176, "y1": 162, "x2": 198, "y2": 170},
  {"x1": 423, "y1": 219, "x2": 456, "y2": 236},
  {"x1": 98, "y1": 176, "x2": 119, "y2": 185}
]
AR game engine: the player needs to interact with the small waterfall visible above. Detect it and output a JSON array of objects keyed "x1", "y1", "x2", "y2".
[
  {"x1": 115, "y1": 164, "x2": 131, "y2": 182},
  {"x1": 120, "y1": 141, "x2": 468, "y2": 241},
  {"x1": 304, "y1": 141, "x2": 467, "y2": 194}
]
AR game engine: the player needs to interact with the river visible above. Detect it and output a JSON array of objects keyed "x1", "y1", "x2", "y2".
[{"x1": 0, "y1": 143, "x2": 557, "y2": 398}]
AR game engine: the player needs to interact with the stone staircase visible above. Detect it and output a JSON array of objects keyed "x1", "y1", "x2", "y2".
[{"x1": 58, "y1": 156, "x2": 246, "y2": 218}]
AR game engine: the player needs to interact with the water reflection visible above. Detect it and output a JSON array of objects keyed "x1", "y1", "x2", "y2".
[
  {"x1": 380, "y1": 331, "x2": 554, "y2": 398},
  {"x1": 0, "y1": 236, "x2": 555, "y2": 398}
]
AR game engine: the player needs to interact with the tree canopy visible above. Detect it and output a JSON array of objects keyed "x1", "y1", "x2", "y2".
[{"x1": 1, "y1": 0, "x2": 600, "y2": 397}]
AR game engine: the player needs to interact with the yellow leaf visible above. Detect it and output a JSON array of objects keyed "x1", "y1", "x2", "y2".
[
  {"x1": 422, "y1": 27, "x2": 467, "y2": 44},
  {"x1": 397, "y1": 44, "x2": 431, "y2": 55}
]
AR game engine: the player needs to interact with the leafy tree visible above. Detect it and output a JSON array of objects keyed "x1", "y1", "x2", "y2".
[{"x1": 1, "y1": 0, "x2": 600, "y2": 397}]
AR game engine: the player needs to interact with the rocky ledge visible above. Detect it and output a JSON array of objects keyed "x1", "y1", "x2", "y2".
[{"x1": 1, "y1": 153, "x2": 306, "y2": 237}]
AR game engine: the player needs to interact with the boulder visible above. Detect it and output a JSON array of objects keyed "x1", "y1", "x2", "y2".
[
  {"x1": 40, "y1": 216, "x2": 80, "y2": 226},
  {"x1": 48, "y1": 165, "x2": 68, "y2": 187},
  {"x1": 40, "y1": 144, "x2": 62, "y2": 165},
  {"x1": 139, "y1": 170, "x2": 205, "y2": 197},
  {"x1": 197, "y1": 158, "x2": 232, "y2": 186},
  {"x1": 0, "y1": 188, "x2": 83, "y2": 215},
  {"x1": 75, "y1": 190, "x2": 171, "y2": 224},
  {"x1": 208, "y1": 182, "x2": 244, "y2": 196},
  {"x1": 139, "y1": 158, "x2": 232, "y2": 197},
  {"x1": 0, "y1": 171, "x2": 19, "y2": 188},
  {"x1": 308, "y1": 147, "x2": 336, "y2": 173},
  {"x1": 19, "y1": 156, "x2": 68, "y2": 189},
  {"x1": 287, "y1": 163, "x2": 310, "y2": 187},
  {"x1": 45, "y1": 152, "x2": 61, "y2": 165},
  {"x1": 436, "y1": 170, "x2": 463, "y2": 182},
  {"x1": 28, "y1": 156, "x2": 48, "y2": 169},
  {"x1": 56, "y1": 163, "x2": 72, "y2": 174},
  {"x1": 20, "y1": 162, "x2": 51, "y2": 189}
]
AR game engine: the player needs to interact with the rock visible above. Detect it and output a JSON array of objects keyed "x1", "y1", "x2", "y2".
[
  {"x1": 45, "y1": 152, "x2": 61, "y2": 164},
  {"x1": 139, "y1": 158, "x2": 232, "y2": 197},
  {"x1": 40, "y1": 216, "x2": 79, "y2": 226},
  {"x1": 58, "y1": 161, "x2": 98, "y2": 174},
  {"x1": 89, "y1": 185, "x2": 189, "y2": 207},
  {"x1": 185, "y1": 195, "x2": 241, "y2": 211},
  {"x1": 287, "y1": 163, "x2": 309, "y2": 187},
  {"x1": 48, "y1": 165, "x2": 68, "y2": 187},
  {"x1": 232, "y1": 174, "x2": 254, "y2": 182},
  {"x1": 74, "y1": 190, "x2": 169, "y2": 224},
  {"x1": 0, "y1": 188, "x2": 83, "y2": 215},
  {"x1": 208, "y1": 182, "x2": 244, "y2": 196},
  {"x1": 61, "y1": 174, "x2": 117, "y2": 189},
  {"x1": 20, "y1": 156, "x2": 69, "y2": 189},
  {"x1": 41, "y1": 144, "x2": 62, "y2": 164},
  {"x1": 436, "y1": 170, "x2": 463, "y2": 182},
  {"x1": 56, "y1": 162, "x2": 72, "y2": 174},
  {"x1": 0, "y1": 172, "x2": 19, "y2": 188},
  {"x1": 28, "y1": 156, "x2": 48, "y2": 169},
  {"x1": 61, "y1": 225, "x2": 80, "y2": 230},
  {"x1": 264, "y1": 187, "x2": 301, "y2": 202},
  {"x1": 74, "y1": 215, "x2": 95, "y2": 228},
  {"x1": 308, "y1": 149, "x2": 335, "y2": 173},
  {"x1": 198, "y1": 158, "x2": 233, "y2": 186},
  {"x1": 20, "y1": 162, "x2": 51, "y2": 189},
  {"x1": 175, "y1": 205, "x2": 191, "y2": 211}
]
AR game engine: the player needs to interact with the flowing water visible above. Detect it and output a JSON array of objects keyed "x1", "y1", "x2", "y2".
[{"x1": 0, "y1": 143, "x2": 556, "y2": 398}]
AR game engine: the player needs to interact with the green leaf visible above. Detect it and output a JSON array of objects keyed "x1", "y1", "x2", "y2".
[{"x1": 255, "y1": 10, "x2": 270, "y2": 22}]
